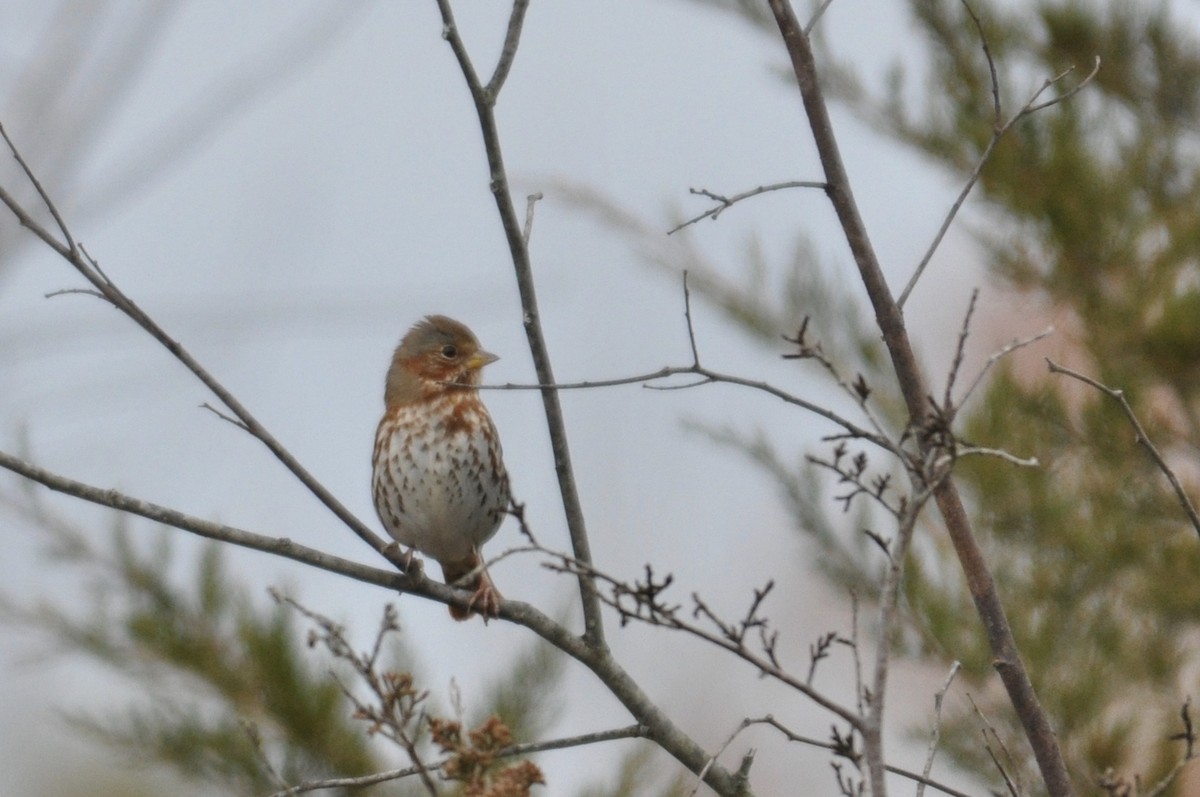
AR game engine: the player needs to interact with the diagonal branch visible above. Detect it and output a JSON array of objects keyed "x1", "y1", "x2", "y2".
[
  {"x1": 0, "y1": 126, "x2": 402, "y2": 570},
  {"x1": 765, "y1": 3, "x2": 1074, "y2": 796}
]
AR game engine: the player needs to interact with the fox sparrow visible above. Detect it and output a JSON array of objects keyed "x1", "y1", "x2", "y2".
[{"x1": 372, "y1": 315, "x2": 510, "y2": 620}]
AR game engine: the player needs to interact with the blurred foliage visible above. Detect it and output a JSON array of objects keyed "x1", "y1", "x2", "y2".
[
  {"x1": 2, "y1": 508, "x2": 565, "y2": 796},
  {"x1": 673, "y1": 0, "x2": 1200, "y2": 792},
  {"x1": 576, "y1": 742, "x2": 690, "y2": 797}
]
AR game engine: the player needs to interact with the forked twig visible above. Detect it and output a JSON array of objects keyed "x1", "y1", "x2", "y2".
[
  {"x1": 897, "y1": 0, "x2": 1101, "y2": 308},
  {"x1": 668, "y1": 180, "x2": 827, "y2": 234}
]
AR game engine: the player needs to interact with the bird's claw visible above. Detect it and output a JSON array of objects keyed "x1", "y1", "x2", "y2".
[{"x1": 466, "y1": 577, "x2": 502, "y2": 623}]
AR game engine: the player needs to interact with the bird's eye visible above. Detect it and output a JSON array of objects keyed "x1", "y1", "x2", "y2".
[{"x1": 440, "y1": 344, "x2": 459, "y2": 359}]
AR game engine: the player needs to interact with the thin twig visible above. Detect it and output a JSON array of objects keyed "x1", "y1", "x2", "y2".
[
  {"x1": 523, "y1": 191, "x2": 543, "y2": 243},
  {"x1": 754, "y1": 715, "x2": 976, "y2": 797},
  {"x1": 434, "y1": 0, "x2": 607, "y2": 651},
  {"x1": 955, "y1": 446, "x2": 1039, "y2": 468},
  {"x1": 917, "y1": 662, "x2": 962, "y2": 797},
  {"x1": 486, "y1": 0, "x2": 530, "y2": 98},
  {"x1": 682, "y1": 271, "x2": 701, "y2": 367},
  {"x1": 479, "y1": 363, "x2": 891, "y2": 452},
  {"x1": 896, "y1": 1, "x2": 1100, "y2": 309},
  {"x1": 943, "y1": 289, "x2": 980, "y2": 414},
  {"x1": 1143, "y1": 697, "x2": 1198, "y2": 797},
  {"x1": 969, "y1": 694, "x2": 1022, "y2": 797},
  {"x1": 805, "y1": 0, "x2": 836, "y2": 35},
  {"x1": 687, "y1": 719, "x2": 753, "y2": 797},
  {"x1": 667, "y1": 180, "x2": 826, "y2": 234},
  {"x1": 0, "y1": 447, "x2": 406, "y2": 590},
  {"x1": 542, "y1": 549, "x2": 863, "y2": 729},
  {"x1": 957, "y1": 327, "x2": 1055, "y2": 411},
  {"x1": 200, "y1": 401, "x2": 251, "y2": 431},
  {"x1": 864, "y1": 481, "x2": 942, "y2": 797},
  {"x1": 0, "y1": 120, "x2": 77, "y2": 254},
  {"x1": 1047, "y1": 359, "x2": 1200, "y2": 539},
  {"x1": 242, "y1": 721, "x2": 292, "y2": 792}
]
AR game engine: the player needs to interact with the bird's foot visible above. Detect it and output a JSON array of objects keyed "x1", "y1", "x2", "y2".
[
  {"x1": 383, "y1": 542, "x2": 424, "y2": 580},
  {"x1": 465, "y1": 571, "x2": 502, "y2": 623}
]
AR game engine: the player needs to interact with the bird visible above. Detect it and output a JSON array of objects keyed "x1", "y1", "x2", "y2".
[{"x1": 371, "y1": 315, "x2": 510, "y2": 620}]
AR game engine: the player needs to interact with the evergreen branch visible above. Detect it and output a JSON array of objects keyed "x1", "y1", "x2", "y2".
[
  {"x1": 1046, "y1": 360, "x2": 1200, "y2": 539},
  {"x1": 764, "y1": 3, "x2": 1074, "y2": 795}
]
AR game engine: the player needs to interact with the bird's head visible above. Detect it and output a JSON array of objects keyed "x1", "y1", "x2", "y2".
[{"x1": 384, "y1": 315, "x2": 498, "y2": 405}]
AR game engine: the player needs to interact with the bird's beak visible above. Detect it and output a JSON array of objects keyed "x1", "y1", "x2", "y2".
[{"x1": 466, "y1": 350, "x2": 499, "y2": 370}]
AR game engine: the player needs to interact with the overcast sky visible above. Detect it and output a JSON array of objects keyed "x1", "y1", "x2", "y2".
[{"x1": 0, "y1": 2, "x2": 998, "y2": 794}]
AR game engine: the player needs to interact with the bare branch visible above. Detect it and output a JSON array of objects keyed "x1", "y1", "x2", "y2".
[
  {"x1": 543, "y1": 552, "x2": 863, "y2": 730},
  {"x1": 864, "y1": 478, "x2": 944, "y2": 797},
  {"x1": 970, "y1": 694, "x2": 1023, "y2": 797},
  {"x1": 667, "y1": 180, "x2": 826, "y2": 234},
  {"x1": 957, "y1": 327, "x2": 1055, "y2": 411},
  {"x1": 897, "y1": 2, "x2": 1100, "y2": 309},
  {"x1": 805, "y1": 0, "x2": 836, "y2": 35},
  {"x1": 753, "y1": 715, "x2": 976, "y2": 797},
  {"x1": 1142, "y1": 698, "x2": 1198, "y2": 797},
  {"x1": 435, "y1": 0, "x2": 606, "y2": 651},
  {"x1": 943, "y1": 289, "x2": 980, "y2": 414},
  {"x1": 682, "y1": 271, "x2": 701, "y2": 367},
  {"x1": 0, "y1": 132, "x2": 402, "y2": 569},
  {"x1": 486, "y1": 0, "x2": 531, "y2": 98},
  {"x1": 0, "y1": 447, "x2": 405, "y2": 591},
  {"x1": 1047, "y1": 360, "x2": 1200, "y2": 539},
  {"x1": 765, "y1": 3, "x2": 1073, "y2": 794},
  {"x1": 523, "y1": 191, "x2": 543, "y2": 244},
  {"x1": 481, "y1": 363, "x2": 891, "y2": 452},
  {"x1": 956, "y1": 446, "x2": 1039, "y2": 468},
  {"x1": 917, "y1": 662, "x2": 962, "y2": 797},
  {"x1": 0, "y1": 120, "x2": 76, "y2": 253},
  {"x1": 1023, "y1": 57, "x2": 1101, "y2": 116},
  {"x1": 268, "y1": 724, "x2": 648, "y2": 796}
]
